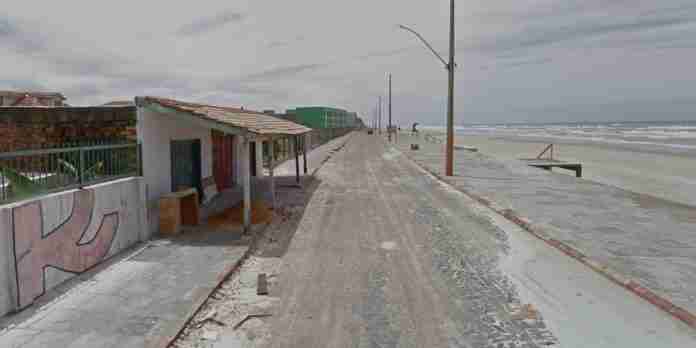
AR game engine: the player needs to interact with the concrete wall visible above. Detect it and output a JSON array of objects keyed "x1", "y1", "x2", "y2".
[
  {"x1": 0, "y1": 177, "x2": 148, "y2": 316},
  {"x1": 137, "y1": 107, "x2": 214, "y2": 235}
]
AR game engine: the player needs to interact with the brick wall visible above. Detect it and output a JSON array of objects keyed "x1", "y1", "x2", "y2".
[{"x1": 0, "y1": 106, "x2": 136, "y2": 151}]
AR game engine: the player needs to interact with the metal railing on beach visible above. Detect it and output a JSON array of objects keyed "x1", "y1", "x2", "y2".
[{"x1": 0, "y1": 141, "x2": 141, "y2": 204}]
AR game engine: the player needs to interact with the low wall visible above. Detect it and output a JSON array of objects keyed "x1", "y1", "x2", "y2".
[{"x1": 0, "y1": 177, "x2": 148, "y2": 316}]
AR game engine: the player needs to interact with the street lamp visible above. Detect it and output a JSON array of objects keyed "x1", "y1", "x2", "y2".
[{"x1": 398, "y1": 0, "x2": 456, "y2": 176}]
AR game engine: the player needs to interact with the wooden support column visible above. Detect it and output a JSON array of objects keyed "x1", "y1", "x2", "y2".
[
  {"x1": 269, "y1": 140, "x2": 276, "y2": 210},
  {"x1": 242, "y1": 136, "x2": 251, "y2": 231},
  {"x1": 294, "y1": 136, "x2": 300, "y2": 184},
  {"x1": 303, "y1": 134, "x2": 308, "y2": 174}
]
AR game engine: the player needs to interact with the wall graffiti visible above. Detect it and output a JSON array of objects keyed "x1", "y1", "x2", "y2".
[{"x1": 12, "y1": 189, "x2": 119, "y2": 308}]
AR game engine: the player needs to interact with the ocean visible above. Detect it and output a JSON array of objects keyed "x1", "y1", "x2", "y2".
[
  {"x1": 455, "y1": 120, "x2": 696, "y2": 155},
  {"x1": 421, "y1": 120, "x2": 696, "y2": 206}
]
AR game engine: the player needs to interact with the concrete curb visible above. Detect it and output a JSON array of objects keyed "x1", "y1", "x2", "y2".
[{"x1": 398, "y1": 146, "x2": 696, "y2": 330}]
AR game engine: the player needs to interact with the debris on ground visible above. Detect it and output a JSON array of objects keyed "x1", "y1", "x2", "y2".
[{"x1": 170, "y1": 180, "x2": 314, "y2": 348}]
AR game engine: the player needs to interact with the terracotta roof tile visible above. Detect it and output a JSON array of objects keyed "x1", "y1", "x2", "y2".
[{"x1": 141, "y1": 96, "x2": 312, "y2": 136}]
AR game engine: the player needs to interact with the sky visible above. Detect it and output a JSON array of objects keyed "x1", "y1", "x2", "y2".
[{"x1": 1, "y1": 0, "x2": 696, "y2": 125}]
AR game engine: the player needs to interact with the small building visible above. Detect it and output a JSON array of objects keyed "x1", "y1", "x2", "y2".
[
  {"x1": 135, "y1": 96, "x2": 312, "y2": 234},
  {"x1": 286, "y1": 106, "x2": 360, "y2": 129},
  {"x1": 0, "y1": 91, "x2": 66, "y2": 107}
]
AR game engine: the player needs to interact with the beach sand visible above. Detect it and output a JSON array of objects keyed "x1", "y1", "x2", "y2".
[{"x1": 452, "y1": 134, "x2": 696, "y2": 207}]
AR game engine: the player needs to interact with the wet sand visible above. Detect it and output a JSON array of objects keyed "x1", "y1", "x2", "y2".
[{"x1": 452, "y1": 134, "x2": 696, "y2": 207}]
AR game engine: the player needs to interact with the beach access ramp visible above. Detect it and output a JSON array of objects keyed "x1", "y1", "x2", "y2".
[{"x1": 519, "y1": 144, "x2": 583, "y2": 177}]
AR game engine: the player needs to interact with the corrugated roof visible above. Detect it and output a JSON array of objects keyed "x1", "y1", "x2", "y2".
[{"x1": 140, "y1": 96, "x2": 312, "y2": 136}]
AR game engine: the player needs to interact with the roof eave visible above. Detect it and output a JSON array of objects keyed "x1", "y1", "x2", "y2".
[{"x1": 137, "y1": 98, "x2": 247, "y2": 136}]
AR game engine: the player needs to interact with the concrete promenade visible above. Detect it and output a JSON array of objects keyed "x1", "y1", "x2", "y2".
[
  {"x1": 0, "y1": 232, "x2": 248, "y2": 348},
  {"x1": 264, "y1": 132, "x2": 696, "y2": 347},
  {"x1": 397, "y1": 132, "x2": 696, "y2": 325}
]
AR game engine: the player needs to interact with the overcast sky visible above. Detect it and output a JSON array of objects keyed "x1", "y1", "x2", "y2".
[{"x1": 2, "y1": 0, "x2": 695, "y2": 125}]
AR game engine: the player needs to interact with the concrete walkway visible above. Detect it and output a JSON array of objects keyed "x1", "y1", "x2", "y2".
[
  {"x1": 397, "y1": 132, "x2": 696, "y2": 324},
  {"x1": 273, "y1": 132, "x2": 353, "y2": 177},
  {"x1": 0, "y1": 231, "x2": 248, "y2": 348},
  {"x1": 263, "y1": 132, "x2": 696, "y2": 347}
]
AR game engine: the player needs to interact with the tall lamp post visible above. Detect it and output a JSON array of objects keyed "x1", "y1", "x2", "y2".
[
  {"x1": 388, "y1": 73, "x2": 392, "y2": 142},
  {"x1": 399, "y1": 0, "x2": 456, "y2": 176}
]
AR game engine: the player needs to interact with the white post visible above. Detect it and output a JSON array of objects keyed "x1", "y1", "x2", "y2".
[
  {"x1": 242, "y1": 137, "x2": 251, "y2": 231},
  {"x1": 268, "y1": 139, "x2": 276, "y2": 210},
  {"x1": 255, "y1": 140, "x2": 263, "y2": 178}
]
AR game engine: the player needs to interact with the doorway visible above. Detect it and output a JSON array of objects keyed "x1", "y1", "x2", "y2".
[{"x1": 170, "y1": 139, "x2": 202, "y2": 197}]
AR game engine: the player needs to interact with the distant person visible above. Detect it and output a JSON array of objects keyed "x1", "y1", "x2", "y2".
[{"x1": 412, "y1": 122, "x2": 419, "y2": 136}]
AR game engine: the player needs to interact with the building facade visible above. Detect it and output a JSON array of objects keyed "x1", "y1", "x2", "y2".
[{"x1": 286, "y1": 107, "x2": 360, "y2": 129}]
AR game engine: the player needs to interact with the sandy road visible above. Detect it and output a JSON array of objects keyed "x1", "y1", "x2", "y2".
[{"x1": 262, "y1": 132, "x2": 696, "y2": 347}]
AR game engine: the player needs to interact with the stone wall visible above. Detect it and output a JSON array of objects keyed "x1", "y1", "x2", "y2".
[
  {"x1": 0, "y1": 177, "x2": 148, "y2": 316},
  {"x1": 0, "y1": 106, "x2": 136, "y2": 152}
]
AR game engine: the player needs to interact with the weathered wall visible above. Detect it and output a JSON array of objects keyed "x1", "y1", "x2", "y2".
[
  {"x1": 137, "y1": 107, "x2": 214, "y2": 235},
  {"x1": 0, "y1": 106, "x2": 136, "y2": 151},
  {"x1": 0, "y1": 177, "x2": 148, "y2": 316}
]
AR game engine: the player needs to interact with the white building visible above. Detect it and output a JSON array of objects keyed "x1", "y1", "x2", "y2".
[{"x1": 135, "y1": 96, "x2": 312, "y2": 235}]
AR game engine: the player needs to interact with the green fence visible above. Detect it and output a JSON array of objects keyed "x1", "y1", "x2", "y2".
[{"x1": 0, "y1": 142, "x2": 141, "y2": 204}]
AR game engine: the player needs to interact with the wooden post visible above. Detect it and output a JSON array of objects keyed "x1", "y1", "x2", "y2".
[
  {"x1": 269, "y1": 140, "x2": 276, "y2": 210},
  {"x1": 294, "y1": 136, "x2": 300, "y2": 184},
  {"x1": 242, "y1": 137, "x2": 251, "y2": 231},
  {"x1": 303, "y1": 134, "x2": 308, "y2": 174}
]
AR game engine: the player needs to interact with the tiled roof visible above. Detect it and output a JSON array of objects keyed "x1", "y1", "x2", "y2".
[
  {"x1": 0, "y1": 91, "x2": 66, "y2": 100},
  {"x1": 140, "y1": 96, "x2": 312, "y2": 136},
  {"x1": 11, "y1": 95, "x2": 50, "y2": 107}
]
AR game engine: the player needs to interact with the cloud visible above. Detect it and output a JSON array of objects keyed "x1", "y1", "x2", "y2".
[
  {"x1": 176, "y1": 11, "x2": 245, "y2": 36},
  {"x1": 353, "y1": 47, "x2": 412, "y2": 61},
  {"x1": 267, "y1": 35, "x2": 306, "y2": 48},
  {"x1": 0, "y1": 15, "x2": 49, "y2": 54},
  {"x1": 0, "y1": 79, "x2": 46, "y2": 91},
  {"x1": 500, "y1": 57, "x2": 553, "y2": 68},
  {"x1": 463, "y1": 5, "x2": 696, "y2": 54},
  {"x1": 241, "y1": 63, "x2": 327, "y2": 82}
]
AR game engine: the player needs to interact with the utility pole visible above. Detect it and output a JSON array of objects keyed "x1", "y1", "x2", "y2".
[
  {"x1": 388, "y1": 73, "x2": 392, "y2": 142},
  {"x1": 378, "y1": 96, "x2": 382, "y2": 135},
  {"x1": 445, "y1": 0, "x2": 455, "y2": 176}
]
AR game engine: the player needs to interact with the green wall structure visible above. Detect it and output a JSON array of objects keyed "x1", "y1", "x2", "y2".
[{"x1": 286, "y1": 107, "x2": 360, "y2": 129}]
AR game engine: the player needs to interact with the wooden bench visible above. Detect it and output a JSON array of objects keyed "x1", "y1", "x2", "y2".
[{"x1": 159, "y1": 188, "x2": 200, "y2": 235}]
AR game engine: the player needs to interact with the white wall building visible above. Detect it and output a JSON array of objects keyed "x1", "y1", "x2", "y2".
[{"x1": 135, "y1": 97, "x2": 311, "y2": 235}]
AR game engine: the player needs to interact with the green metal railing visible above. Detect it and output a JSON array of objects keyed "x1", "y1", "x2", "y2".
[{"x1": 0, "y1": 142, "x2": 141, "y2": 204}]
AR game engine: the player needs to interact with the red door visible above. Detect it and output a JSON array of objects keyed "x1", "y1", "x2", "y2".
[{"x1": 212, "y1": 131, "x2": 235, "y2": 190}]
